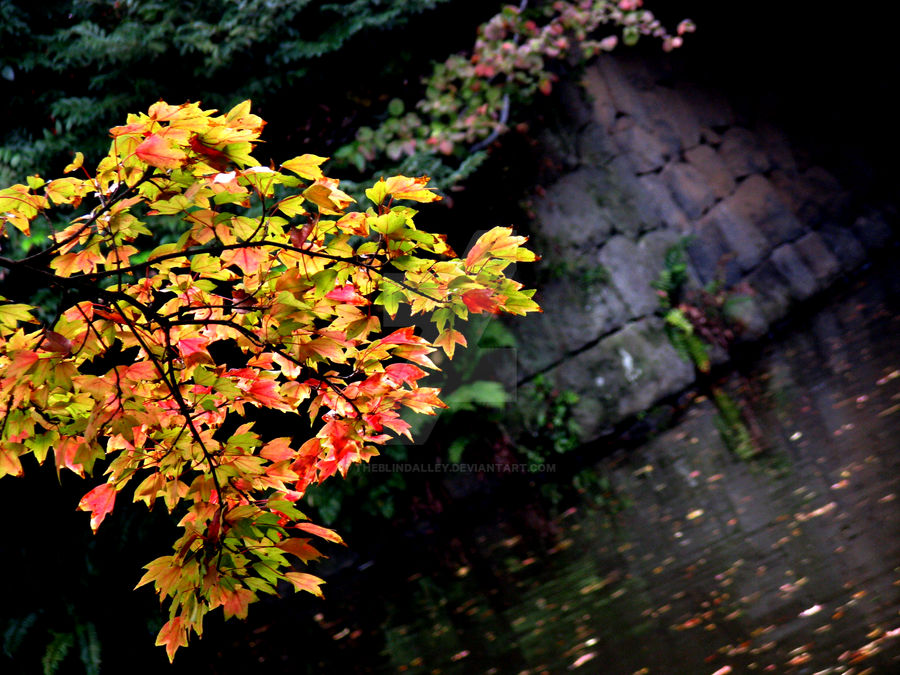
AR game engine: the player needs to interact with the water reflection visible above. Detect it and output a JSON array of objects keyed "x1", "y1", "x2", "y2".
[{"x1": 377, "y1": 271, "x2": 900, "y2": 674}]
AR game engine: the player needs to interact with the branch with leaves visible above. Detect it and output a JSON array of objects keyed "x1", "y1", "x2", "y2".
[
  {"x1": 337, "y1": 0, "x2": 694, "y2": 175},
  {"x1": 0, "y1": 100, "x2": 540, "y2": 660}
]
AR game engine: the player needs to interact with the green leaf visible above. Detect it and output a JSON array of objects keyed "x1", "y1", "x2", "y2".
[{"x1": 312, "y1": 268, "x2": 338, "y2": 298}]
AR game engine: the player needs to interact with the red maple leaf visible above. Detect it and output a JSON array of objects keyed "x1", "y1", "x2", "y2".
[
  {"x1": 325, "y1": 284, "x2": 368, "y2": 306},
  {"x1": 78, "y1": 483, "x2": 117, "y2": 533},
  {"x1": 461, "y1": 288, "x2": 502, "y2": 314}
]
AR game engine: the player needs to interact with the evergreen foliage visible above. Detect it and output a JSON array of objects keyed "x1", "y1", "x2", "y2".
[{"x1": 0, "y1": 0, "x2": 449, "y2": 183}]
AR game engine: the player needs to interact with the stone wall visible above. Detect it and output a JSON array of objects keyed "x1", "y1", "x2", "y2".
[{"x1": 510, "y1": 56, "x2": 896, "y2": 441}]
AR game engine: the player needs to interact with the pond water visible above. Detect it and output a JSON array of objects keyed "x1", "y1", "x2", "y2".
[{"x1": 325, "y1": 268, "x2": 900, "y2": 675}]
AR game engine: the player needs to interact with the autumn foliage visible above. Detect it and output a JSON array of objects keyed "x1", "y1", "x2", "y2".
[{"x1": 0, "y1": 100, "x2": 539, "y2": 660}]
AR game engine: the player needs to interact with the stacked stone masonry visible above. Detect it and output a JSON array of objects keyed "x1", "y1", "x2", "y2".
[{"x1": 511, "y1": 56, "x2": 895, "y2": 441}]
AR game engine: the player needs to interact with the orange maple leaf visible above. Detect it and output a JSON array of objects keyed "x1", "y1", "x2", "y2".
[
  {"x1": 155, "y1": 617, "x2": 189, "y2": 663},
  {"x1": 276, "y1": 537, "x2": 323, "y2": 563},
  {"x1": 284, "y1": 572, "x2": 325, "y2": 597},
  {"x1": 294, "y1": 522, "x2": 345, "y2": 545},
  {"x1": 434, "y1": 329, "x2": 467, "y2": 359},
  {"x1": 135, "y1": 134, "x2": 188, "y2": 170}
]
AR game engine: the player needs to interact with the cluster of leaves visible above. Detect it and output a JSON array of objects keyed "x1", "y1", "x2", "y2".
[
  {"x1": 0, "y1": 100, "x2": 540, "y2": 659},
  {"x1": 0, "y1": 0, "x2": 451, "y2": 185},
  {"x1": 336, "y1": 0, "x2": 694, "y2": 178},
  {"x1": 518, "y1": 374, "x2": 580, "y2": 465}
]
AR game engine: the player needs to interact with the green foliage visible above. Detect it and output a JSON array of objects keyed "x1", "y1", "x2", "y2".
[
  {"x1": 519, "y1": 374, "x2": 581, "y2": 464},
  {"x1": 651, "y1": 237, "x2": 691, "y2": 308}
]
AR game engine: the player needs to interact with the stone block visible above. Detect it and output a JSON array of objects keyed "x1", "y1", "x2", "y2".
[
  {"x1": 596, "y1": 59, "x2": 646, "y2": 119},
  {"x1": 660, "y1": 162, "x2": 717, "y2": 220},
  {"x1": 544, "y1": 317, "x2": 695, "y2": 440},
  {"x1": 638, "y1": 228, "x2": 687, "y2": 275},
  {"x1": 726, "y1": 175, "x2": 805, "y2": 246},
  {"x1": 511, "y1": 276, "x2": 629, "y2": 377},
  {"x1": 719, "y1": 127, "x2": 770, "y2": 179},
  {"x1": 794, "y1": 231, "x2": 841, "y2": 285},
  {"x1": 640, "y1": 86, "x2": 701, "y2": 151},
  {"x1": 580, "y1": 65, "x2": 617, "y2": 130},
  {"x1": 636, "y1": 174, "x2": 691, "y2": 233},
  {"x1": 770, "y1": 243, "x2": 818, "y2": 300},
  {"x1": 700, "y1": 126, "x2": 722, "y2": 145},
  {"x1": 604, "y1": 156, "x2": 647, "y2": 238},
  {"x1": 685, "y1": 144, "x2": 735, "y2": 199},
  {"x1": 610, "y1": 117, "x2": 671, "y2": 173},
  {"x1": 700, "y1": 200, "x2": 769, "y2": 272},
  {"x1": 818, "y1": 223, "x2": 867, "y2": 269},
  {"x1": 598, "y1": 235, "x2": 660, "y2": 319},
  {"x1": 743, "y1": 260, "x2": 792, "y2": 324},
  {"x1": 533, "y1": 168, "x2": 613, "y2": 262},
  {"x1": 686, "y1": 218, "x2": 743, "y2": 287},
  {"x1": 577, "y1": 122, "x2": 616, "y2": 168}
]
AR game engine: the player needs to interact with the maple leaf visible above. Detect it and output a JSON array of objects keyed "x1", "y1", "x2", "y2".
[
  {"x1": 50, "y1": 247, "x2": 104, "y2": 277},
  {"x1": 295, "y1": 522, "x2": 345, "y2": 545},
  {"x1": 63, "y1": 151, "x2": 84, "y2": 174},
  {"x1": 220, "y1": 586, "x2": 256, "y2": 620},
  {"x1": 464, "y1": 226, "x2": 536, "y2": 271},
  {"x1": 383, "y1": 175, "x2": 442, "y2": 203},
  {"x1": 78, "y1": 483, "x2": 117, "y2": 533},
  {"x1": 461, "y1": 288, "x2": 503, "y2": 314},
  {"x1": 336, "y1": 211, "x2": 368, "y2": 236},
  {"x1": 325, "y1": 284, "x2": 368, "y2": 306},
  {"x1": 135, "y1": 134, "x2": 188, "y2": 170},
  {"x1": 260, "y1": 437, "x2": 294, "y2": 462},
  {"x1": 302, "y1": 177, "x2": 355, "y2": 214},
  {"x1": 222, "y1": 246, "x2": 267, "y2": 270},
  {"x1": 0, "y1": 448, "x2": 23, "y2": 478},
  {"x1": 245, "y1": 379, "x2": 289, "y2": 410},
  {"x1": 434, "y1": 329, "x2": 467, "y2": 359},
  {"x1": 276, "y1": 537, "x2": 323, "y2": 563},
  {"x1": 284, "y1": 572, "x2": 325, "y2": 597},
  {"x1": 178, "y1": 337, "x2": 209, "y2": 360},
  {"x1": 156, "y1": 617, "x2": 189, "y2": 663},
  {"x1": 384, "y1": 363, "x2": 428, "y2": 385},
  {"x1": 188, "y1": 136, "x2": 231, "y2": 172},
  {"x1": 282, "y1": 154, "x2": 328, "y2": 180}
]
